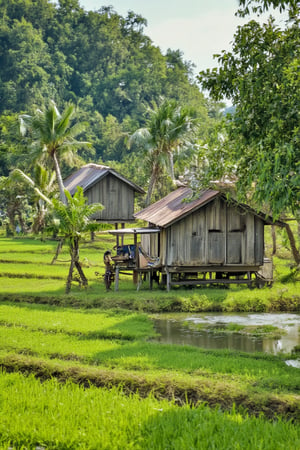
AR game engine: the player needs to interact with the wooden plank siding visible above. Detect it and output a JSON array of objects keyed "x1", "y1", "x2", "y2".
[
  {"x1": 157, "y1": 197, "x2": 265, "y2": 268},
  {"x1": 141, "y1": 232, "x2": 160, "y2": 258},
  {"x1": 86, "y1": 175, "x2": 135, "y2": 222},
  {"x1": 254, "y1": 217, "x2": 264, "y2": 265}
]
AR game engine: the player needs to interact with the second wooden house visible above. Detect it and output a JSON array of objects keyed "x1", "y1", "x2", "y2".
[
  {"x1": 64, "y1": 163, "x2": 145, "y2": 225},
  {"x1": 134, "y1": 187, "x2": 273, "y2": 289}
]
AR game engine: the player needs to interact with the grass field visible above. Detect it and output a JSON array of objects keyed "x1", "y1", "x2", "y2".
[
  {"x1": 0, "y1": 233, "x2": 299, "y2": 313},
  {"x1": 0, "y1": 232, "x2": 299, "y2": 448},
  {"x1": 0, "y1": 300, "x2": 300, "y2": 448},
  {"x1": 1, "y1": 371, "x2": 299, "y2": 450}
]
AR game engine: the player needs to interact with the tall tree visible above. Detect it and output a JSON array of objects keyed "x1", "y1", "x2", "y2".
[
  {"x1": 198, "y1": 0, "x2": 300, "y2": 263},
  {"x1": 0, "y1": 175, "x2": 31, "y2": 234},
  {"x1": 19, "y1": 101, "x2": 87, "y2": 204},
  {"x1": 130, "y1": 99, "x2": 198, "y2": 205},
  {"x1": 198, "y1": 0, "x2": 299, "y2": 218}
]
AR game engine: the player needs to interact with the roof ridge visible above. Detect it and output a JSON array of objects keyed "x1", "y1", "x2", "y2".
[{"x1": 83, "y1": 163, "x2": 110, "y2": 170}]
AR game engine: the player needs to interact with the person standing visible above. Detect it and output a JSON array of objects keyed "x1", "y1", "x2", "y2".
[{"x1": 103, "y1": 250, "x2": 114, "y2": 291}]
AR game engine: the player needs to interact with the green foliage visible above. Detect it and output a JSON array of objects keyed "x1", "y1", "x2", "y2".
[
  {"x1": 0, "y1": 0, "x2": 221, "y2": 202},
  {"x1": 198, "y1": 2, "x2": 300, "y2": 219},
  {"x1": 0, "y1": 302, "x2": 154, "y2": 340},
  {"x1": 177, "y1": 294, "x2": 213, "y2": 312},
  {"x1": 1, "y1": 299, "x2": 300, "y2": 430},
  {"x1": 130, "y1": 98, "x2": 199, "y2": 204},
  {"x1": 237, "y1": 0, "x2": 299, "y2": 17},
  {"x1": 19, "y1": 101, "x2": 88, "y2": 204},
  {"x1": 0, "y1": 176, "x2": 33, "y2": 233},
  {"x1": 50, "y1": 187, "x2": 103, "y2": 291},
  {"x1": 51, "y1": 187, "x2": 103, "y2": 239},
  {"x1": 222, "y1": 294, "x2": 270, "y2": 312}
]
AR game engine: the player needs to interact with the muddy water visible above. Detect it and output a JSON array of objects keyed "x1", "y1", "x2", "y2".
[{"x1": 152, "y1": 313, "x2": 300, "y2": 356}]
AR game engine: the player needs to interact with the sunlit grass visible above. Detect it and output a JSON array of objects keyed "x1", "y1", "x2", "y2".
[
  {"x1": 1, "y1": 302, "x2": 299, "y2": 394},
  {"x1": 0, "y1": 262, "x2": 103, "y2": 280},
  {"x1": 0, "y1": 276, "x2": 68, "y2": 294},
  {"x1": 0, "y1": 302, "x2": 154, "y2": 338},
  {"x1": 0, "y1": 251, "x2": 61, "y2": 264},
  {"x1": 0, "y1": 236, "x2": 299, "y2": 314},
  {"x1": 0, "y1": 262, "x2": 69, "y2": 278},
  {"x1": 1, "y1": 371, "x2": 299, "y2": 450}
]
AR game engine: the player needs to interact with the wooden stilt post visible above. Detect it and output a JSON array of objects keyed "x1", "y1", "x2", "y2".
[
  {"x1": 121, "y1": 223, "x2": 125, "y2": 246},
  {"x1": 115, "y1": 266, "x2": 119, "y2": 291},
  {"x1": 137, "y1": 272, "x2": 142, "y2": 291},
  {"x1": 133, "y1": 232, "x2": 138, "y2": 284},
  {"x1": 166, "y1": 269, "x2": 170, "y2": 292},
  {"x1": 115, "y1": 223, "x2": 119, "y2": 248}
]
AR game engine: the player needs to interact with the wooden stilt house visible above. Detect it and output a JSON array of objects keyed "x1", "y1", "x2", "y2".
[
  {"x1": 64, "y1": 164, "x2": 144, "y2": 225},
  {"x1": 134, "y1": 187, "x2": 273, "y2": 289}
]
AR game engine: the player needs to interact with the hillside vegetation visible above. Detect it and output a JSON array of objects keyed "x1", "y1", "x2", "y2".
[{"x1": 0, "y1": 0, "x2": 220, "y2": 185}]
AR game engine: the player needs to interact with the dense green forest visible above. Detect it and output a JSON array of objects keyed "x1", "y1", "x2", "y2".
[{"x1": 0, "y1": 0, "x2": 221, "y2": 185}]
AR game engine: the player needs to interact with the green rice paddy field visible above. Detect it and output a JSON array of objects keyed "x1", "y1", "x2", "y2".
[{"x1": 0, "y1": 234, "x2": 299, "y2": 448}]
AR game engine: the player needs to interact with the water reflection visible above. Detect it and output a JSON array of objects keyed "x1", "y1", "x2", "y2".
[{"x1": 152, "y1": 313, "x2": 300, "y2": 355}]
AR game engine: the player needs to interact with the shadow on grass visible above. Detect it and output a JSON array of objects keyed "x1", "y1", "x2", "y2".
[
  {"x1": 89, "y1": 339, "x2": 298, "y2": 378},
  {"x1": 139, "y1": 404, "x2": 300, "y2": 449}
]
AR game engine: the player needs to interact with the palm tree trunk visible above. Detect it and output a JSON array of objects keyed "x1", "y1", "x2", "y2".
[
  {"x1": 169, "y1": 151, "x2": 175, "y2": 182},
  {"x1": 51, "y1": 238, "x2": 64, "y2": 264},
  {"x1": 145, "y1": 163, "x2": 159, "y2": 206},
  {"x1": 73, "y1": 237, "x2": 88, "y2": 287},
  {"x1": 53, "y1": 152, "x2": 67, "y2": 205},
  {"x1": 75, "y1": 261, "x2": 88, "y2": 287},
  {"x1": 66, "y1": 256, "x2": 75, "y2": 294}
]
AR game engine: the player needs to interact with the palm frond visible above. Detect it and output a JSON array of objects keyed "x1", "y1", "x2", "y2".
[
  {"x1": 10, "y1": 169, "x2": 52, "y2": 206},
  {"x1": 55, "y1": 104, "x2": 74, "y2": 136}
]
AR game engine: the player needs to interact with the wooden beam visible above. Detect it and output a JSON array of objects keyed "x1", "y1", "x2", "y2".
[{"x1": 115, "y1": 223, "x2": 119, "y2": 248}]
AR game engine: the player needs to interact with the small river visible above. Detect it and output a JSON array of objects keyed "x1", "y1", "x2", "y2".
[{"x1": 152, "y1": 313, "x2": 300, "y2": 366}]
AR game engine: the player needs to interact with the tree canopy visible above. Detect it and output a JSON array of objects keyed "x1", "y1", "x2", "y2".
[
  {"x1": 130, "y1": 99, "x2": 198, "y2": 205},
  {"x1": 19, "y1": 101, "x2": 87, "y2": 204},
  {"x1": 0, "y1": 0, "x2": 215, "y2": 174},
  {"x1": 198, "y1": 0, "x2": 299, "y2": 219}
]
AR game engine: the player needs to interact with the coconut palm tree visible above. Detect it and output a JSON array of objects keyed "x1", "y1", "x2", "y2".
[
  {"x1": 130, "y1": 98, "x2": 197, "y2": 205},
  {"x1": 19, "y1": 101, "x2": 88, "y2": 205}
]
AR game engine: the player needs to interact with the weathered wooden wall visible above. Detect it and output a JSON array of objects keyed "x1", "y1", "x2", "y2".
[
  {"x1": 149, "y1": 197, "x2": 265, "y2": 268},
  {"x1": 86, "y1": 174, "x2": 135, "y2": 222}
]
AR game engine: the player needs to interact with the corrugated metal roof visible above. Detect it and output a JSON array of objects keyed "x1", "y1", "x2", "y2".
[
  {"x1": 64, "y1": 163, "x2": 145, "y2": 195},
  {"x1": 134, "y1": 187, "x2": 220, "y2": 227}
]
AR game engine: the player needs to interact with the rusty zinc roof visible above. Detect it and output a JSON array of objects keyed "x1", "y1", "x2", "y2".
[
  {"x1": 64, "y1": 163, "x2": 145, "y2": 196},
  {"x1": 134, "y1": 187, "x2": 220, "y2": 227}
]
